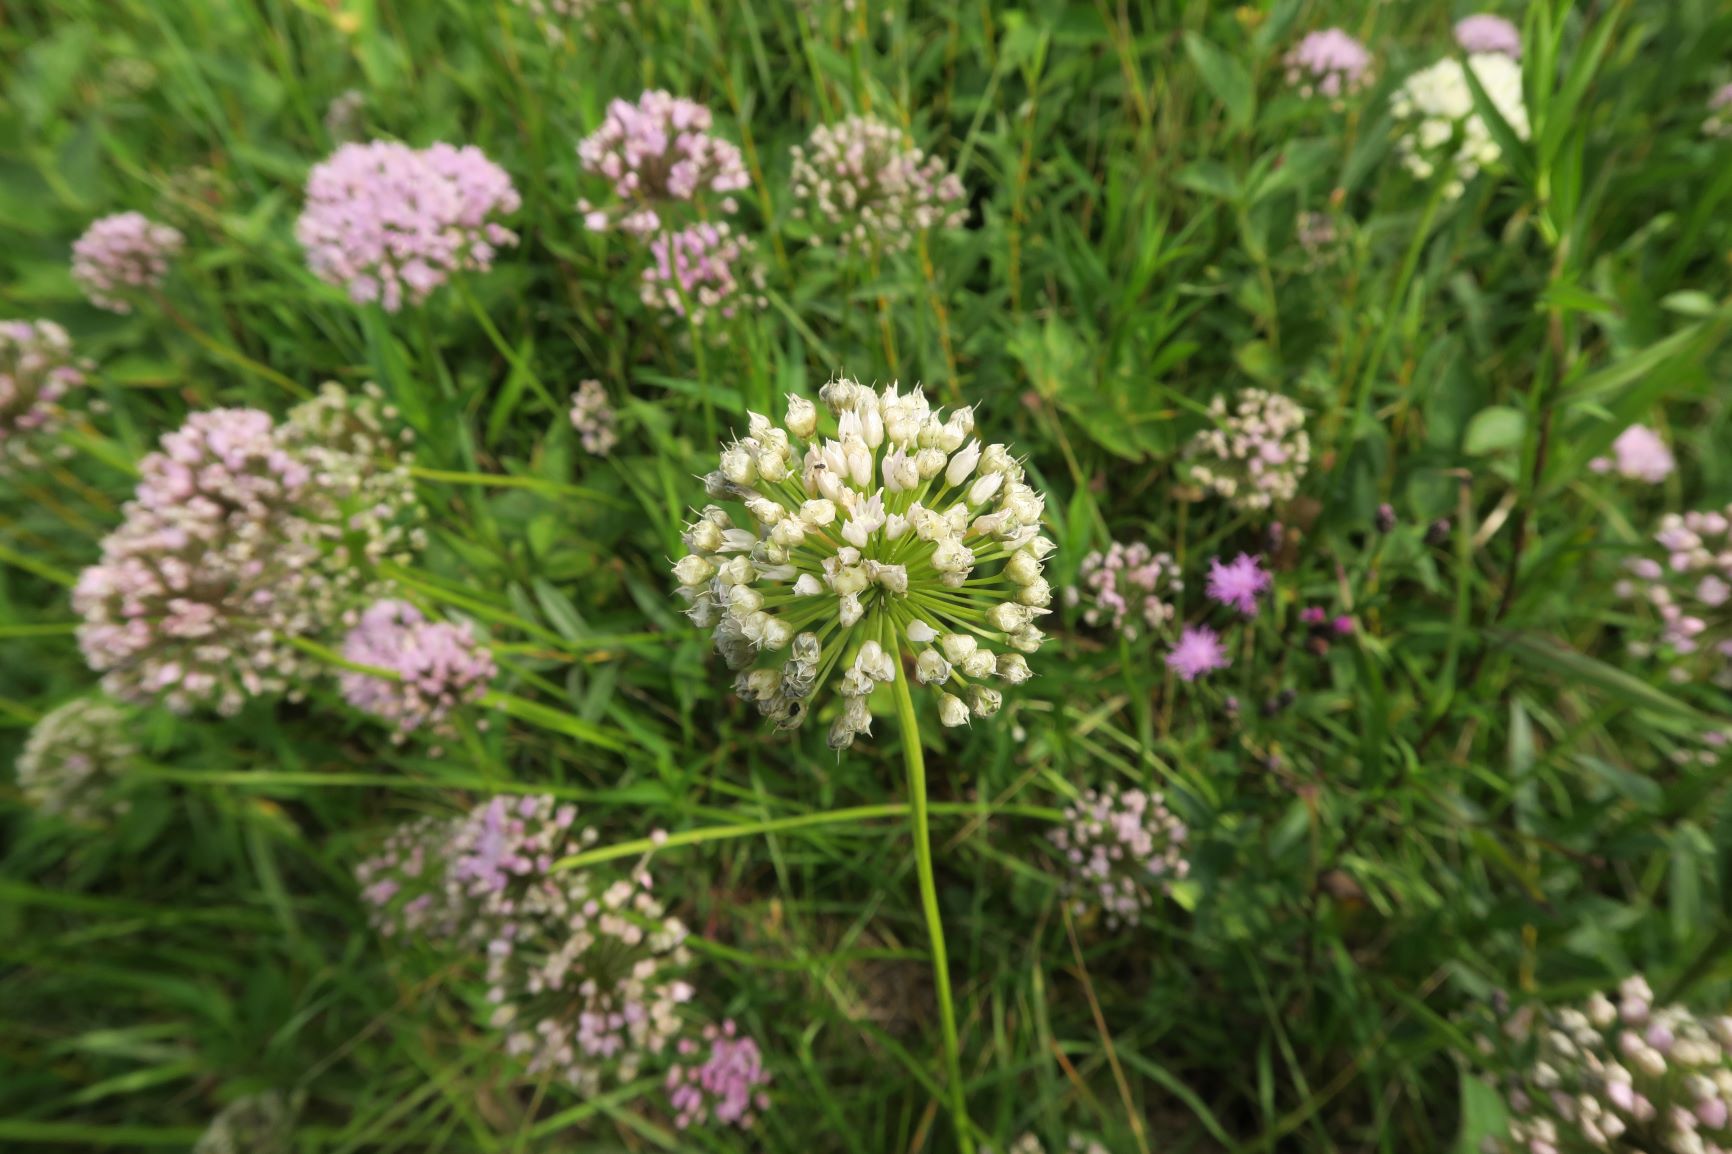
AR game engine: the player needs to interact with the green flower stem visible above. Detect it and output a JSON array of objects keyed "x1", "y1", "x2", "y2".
[{"x1": 890, "y1": 623, "x2": 975, "y2": 1153}]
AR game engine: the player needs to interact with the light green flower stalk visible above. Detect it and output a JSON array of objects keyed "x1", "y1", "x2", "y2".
[{"x1": 672, "y1": 376, "x2": 1053, "y2": 752}]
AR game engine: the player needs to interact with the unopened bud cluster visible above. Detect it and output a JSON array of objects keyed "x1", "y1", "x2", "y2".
[
  {"x1": 672, "y1": 378, "x2": 1052, "y2": 751},
  {"x1": 16, "y1": 697, "x2": 136, "y2": 824}
]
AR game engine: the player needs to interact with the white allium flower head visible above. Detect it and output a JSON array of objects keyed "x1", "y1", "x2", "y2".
[{"x1": 672, "y1": 377, "x2": 1054, "y2": 750}]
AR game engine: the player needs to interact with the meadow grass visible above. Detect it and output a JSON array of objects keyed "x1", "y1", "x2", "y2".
[{"x1": 4, "y1": 0, "x2": 1732, "y2": 1151}]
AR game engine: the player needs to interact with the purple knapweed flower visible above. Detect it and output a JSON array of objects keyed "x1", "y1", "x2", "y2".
[
  {"x1": 1066, "y1": 541, "x2": 1181, "y2": 641},
  {"x1": 296, "y1": 141, "x2": 521, "y2": 311},
  {"x1": 789, "y1": 115, "x2": 966, "y2": 255},
  {"x1": 640, "y1": 222, "x2": 767, "y2": 326},
  {"x1": 576, "y1": 91, "x2": 750, "y2": 236},
  {"x1": 1167, "y1": 625, "x2": 1230, "y2": 682},
  {"x1": 569, "y1": 378, "x2": 618, "y2": 455},
  {"x1": 1454, "y1": 14, "x2": 1522, "y2": 59},
  {"x1": 340, "y1": 599, "x2": 496, "y2": 742},
  {"x1": 1, "y1": 319, "x2": 90, "y2": 470},
  {"x1": 1590, "y1": 424, "x2": 1675, "y2": 485},
  {"x1": 71, "y1": 212, "x2": 184, "y2": 313},
  {"x1": 1205, "y1": 553, "x2": 1272, "y2": 616},
  {"x1": 666, "y1": 1019, "x2": 772, "y2": 1130},
  {"x1": 1284, "y1": 29, "x2": 1372, "y2": 101},
  {"x1": 1183, "y1": 388, "x2": 1311, "y2": 514},
  {"x1": 1048, "y1": 783, "x2": 1190, "y2": 928}
]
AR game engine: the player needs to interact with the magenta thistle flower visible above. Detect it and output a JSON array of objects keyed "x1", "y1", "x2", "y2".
[
  {"x1": 71, "y1": 212, "x2": 184, "y2": 313},
  {"x1": 1284, "y1": 29, "x2": 1372, "y2": 101},
  {"x1": 575, "y1": 91, "x2": 750, "y2": 236},
  {"x1": 1048, "y1": 784, "x2": 1191, "y2": 928},
  {"x1": 640, "y1": 222, "x2": 767, "y2": 327},
  {"x1": 1454, "y1": 14, "x2": 1522, "y2": 59},
  {"x1": 665, "y1": 1019, "x2": 772, "y2": 1130},
  {"x1": 296, "y1": 141, "x2": 521, "y2": 312},
  {"x1": 340, "y1": 599, "x2": 496, "y2": 742},
  {"x1": 1, "y1": 319, "x2": 90, "y2": 470},
  {"x1": 1167, "y1": 625, "x2": 1230, "y2": 681},
  {"x1": 1590, "y1": 424, "x2": 1675, "y2": 485},
  {"x1": 1205, "y1": 553, "x2": 1271, "y2": 616}
]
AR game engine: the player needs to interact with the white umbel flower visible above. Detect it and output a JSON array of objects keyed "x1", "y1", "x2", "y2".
[
  {"x1": 1391, "y1": 54, "x2": 1530, "y2": 200},
  {"x1": 673, "y1": 377, "x2": 1053, "y2": 749}
]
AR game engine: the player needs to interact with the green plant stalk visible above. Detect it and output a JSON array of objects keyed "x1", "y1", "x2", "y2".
[{"x1": 890, "y1": 639, "x2": 974, "y2": 1154}]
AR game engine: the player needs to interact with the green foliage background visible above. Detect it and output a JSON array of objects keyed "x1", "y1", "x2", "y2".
[{"x1": 4, "y1": 0, "x2": 1732, "y2": 1150}]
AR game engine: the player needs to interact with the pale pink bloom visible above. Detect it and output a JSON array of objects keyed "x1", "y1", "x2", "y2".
[{"x1": 1454, "y1": 14, "x2": 1522, "y2": 59}]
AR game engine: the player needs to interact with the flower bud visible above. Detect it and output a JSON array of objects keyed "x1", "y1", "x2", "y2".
[
  {"x1": 1009, "y1": 624, "x2": 1045, "y2": 653},
  {"x1": 1017, "y1": 577, "x2": 1052, "y2": 607},
  {"x1": 915, "y1": 447, "x2": 947, "y2": 479},
  {"x1": 793, "y1": 632, "x2": 821, "y2": 664},
  {"x1": 946, "y1": 440, "x2": 981, "y2": 487},
  {"x1": 714, "y1": 556, "x2": 756, "y2": 586},
  {"x1": 961, "y1": 649, "x2": 997, "y2": 679},
  {"x1": 988, "y1": 602, "x2": 1030, "y2": 632},
  {"x1": 937, "y1": 693, "x2": 970, "y2": 727},
  {"x1": 727, "y1": 585, "x2": 763, "y2": 614},
  {"x1": 829, "y1": 565, "x2": 869, "y2": 597},
  {"x1": 907, "y1": 620, "x2": 938, "y2": 644},
  {"x1": 838, "y1": 591, "x2": 863, "y2": 627},
  {"x1": 939, "y1": 634, "x2": 977, "y2": 664},
  {"x1": 800, "y1": 499, "x2": 836, "y2": 526},
  {"x1": 720, "y1": 446, "x2": 757, "y2": 485},
  {"x1": 771, "y1": 519, "x2": 807, "y2": 548},
  {"x1": 967, "y1": 472, "x2": 1004, "y2": 507},
  {"x1": 673, "y1": 554, "x2": 716, "y2": 587},
  {"x1": 932, "y1": 539, "x2": 974, "y2": 573},
  {"x1": 916, "y1": 649, "x2": 952, "y2": 684},
  {"x1": 868, "y1": 561, "x2": 908, "y2": 595},
  {"x1": 856, "y1": 641, "x2": 896, "y2": 683},
  {"x1": 745, "y1": 668, "x2": 782, "y2": 699},
  {"x1": 757, "y1": 449, "x2": 790, "y2": 483},
  {"x1": 786, "y1": 394, "x2": 818, "y2": 439},
  {"x1": 744, "y1": 495, "x2": 784, "y2": 525},
  {"x1": 793, "y1": 573, "x2": 823, "y2": 596},
  {"x1": 761, "y1": 616, "x2": 793, "y2": 651},
  {"x1": 1028, "y1": 536, "x2": 1058, "y2": 560},
  {"x1": 996, "y1": 653, "x2": 1031, "y2": 683},
  {"x1": 683, "y1": 520, "x2": 723, "y2": 554},
  {"x1": 841, "y1": 668, "x2": 874, "y2": 697},
  {"x1": 1004, "y1": 550, "x2": 1042, "y2": 585},
  {"x1": 969, "y1": 686, "x2": 1002, "y2": 717}
]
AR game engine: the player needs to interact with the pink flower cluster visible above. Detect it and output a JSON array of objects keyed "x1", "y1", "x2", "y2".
[
  {"x1": 1615, "y1": 506, "x2": 1732, "y2": 684},
  {"x1": 640, "y1": 222, "x2": 766, "y2": 326},
  {"x1": 1065, "y1": 541, "x2": 1181, "y2": 641},
  {"x1": 340, "y1": 600, "x2": 495, "y2": 742},
  {"x1": 74, "y1": 389, "x2": 419, "y2": 715},
  {"x1": 1592, "y1": 425, "x2": 1676, "y2": 485},
  {"x1": 666, "y1": 1019, "x2": 772, "y2": 1129},
  {"x1": 1284, "y1": 29, "x2": 1373, "y2": 101},
  {"x1": 1205, "y1": 553, "x2": 1271, "y2": 616},
  {"x1": 1487, "y1": 975, "x2": 1732, "y2": 1154},
  {"x1": 1183, "y1": 387, "x2": 1312, "y2": 514},
  {"x1": 16, "y1": 697, "x2": 135, "y2": 824},
  {"x1": 788, "y1": 115, "x2": 967, "y2": 254},
  {"x1": 569, "y1": 378, "x2": 618, "y2": 456},
  {"x1": 1048, "y1": 783, "x2": 1190, "y2": 928},
  {"x1": 1455, "y1": 14, "x2": 1523, "y2": 58},
  {"x1": 71, "y1": 212, "x2": 184, "y2": 313},
  {"x1": 576, "y1": 91, "x2": 750, "y2": 236},
  {"x1": 296, "y1": 140, "x2": 521, "y2": 312},
  {"x1": 1, "y1": 319, "x2": 89, "y2": 470}
]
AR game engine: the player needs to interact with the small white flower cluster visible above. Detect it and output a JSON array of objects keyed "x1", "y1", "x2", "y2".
[
  {"x1": 1391, "y1": 54, "x2": 1531, "y2": 199},
  {"x1": 789, "y1": 115, "x2": 967, "y2": 255},
  {"x1": 16, "y1": 697, "x2": 136, "y2": 824},
  {"x1": 487, "y1": 868, "x2": 695, "y2": 1096},
  {"x1": 672, "y1": 378, "x2": 1052, "y2": 750},
  {"x1": 1048, "y1": 784, "x2": 1190, "y2": 928},
  {"x1": 569, "y1": 378, "x2": 619, "y2": 456},
  {"x1": 1183, "y1": 387, "x2": 1312, "y2": 514},
  {"x1": 1488, "y1": 976, "x2": 1732, "y2": 1154}
]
